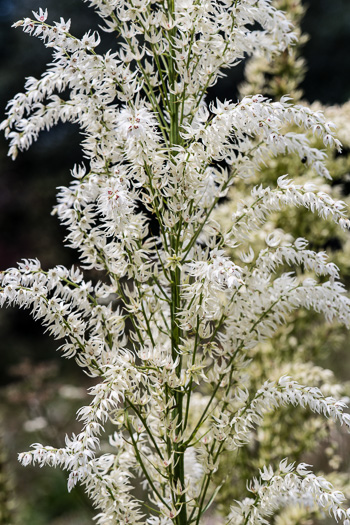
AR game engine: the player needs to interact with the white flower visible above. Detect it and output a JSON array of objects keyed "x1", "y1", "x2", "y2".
[
  {"x1": 32, "y1": 8, "x2": 48, "y2": 22},
  {"x1": 117, "y1": 106, "x2": 157, "y2": 140}
]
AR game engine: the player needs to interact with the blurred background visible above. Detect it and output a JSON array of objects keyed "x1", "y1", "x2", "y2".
[{"x1": 0, "y1": 0, "x2": 350, "y2": 523}]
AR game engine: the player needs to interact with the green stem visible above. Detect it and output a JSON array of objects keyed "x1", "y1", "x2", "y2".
[
  {"x1": 126, "y1": 413, "x2": 171, "y2": 511},
  {"x1": 166, "y1": 3, "x2": 187, "y2": 523}
]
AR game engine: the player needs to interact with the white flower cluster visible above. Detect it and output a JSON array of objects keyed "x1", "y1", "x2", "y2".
[
  {"x1": 0, "y1": 260, "x2": 128, "y2": 366},
  {"x1": 225, "y1": 175, "x2": 350, "y2": 247},
  {"x1": 1, "y1": 1, "x2": 350, "y2": 524},
  {"x1": 225, "y1": 376, "x2": 350, "y2": 451},
  {"x1": 229, "y1": 460, "x2": 350, "y2": 525},
  {"x1": 256, "y1": 237, "x2": 340, "y2": 279}
]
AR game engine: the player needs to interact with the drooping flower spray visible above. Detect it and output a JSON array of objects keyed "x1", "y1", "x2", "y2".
[{"x1": 1, "y1": 1, "x2": 350, "y2": 524}]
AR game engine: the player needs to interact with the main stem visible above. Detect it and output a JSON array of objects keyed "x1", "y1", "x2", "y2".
[{"x1": 168, "y1": 2, "x2": 187, "y2": 524}]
